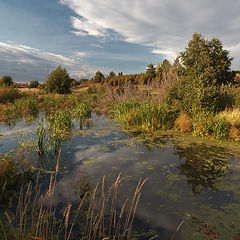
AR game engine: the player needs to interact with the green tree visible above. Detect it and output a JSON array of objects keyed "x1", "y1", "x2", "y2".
[
  {"x1": 0, "y1": 75, "x2": 13, "y2": 87},
  {"x1": 180, "y1": 33, "x2": 233, "y2": 86},
  {"x1": 109, "y1": 71, "x2": 116, "y2": 79},
  {"x1": 45, "y1": 66, "x2": 71, "y2": 94},
  {"x1": 146, "y1": 63, "x2": 156, "y2": 79},
  {"x1": 167, "y1": 33, "x2": 234, "y2": 113},
  {"x1": 93, "y1": 71, "x2": 104, "y2": 83},
  {"x1": 29, "y1": 80, "x2": 39, "y2": 88}
]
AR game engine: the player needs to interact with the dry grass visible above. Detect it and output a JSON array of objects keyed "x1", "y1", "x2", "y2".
[
  {"x1": 174, "y1": 112, "x2": 193, "y2": 133},
  {"x1": 0, "y1": 150, "x2": 146, "y2": 240},
  {"x1": 229, "y1": 127, "x2": 240, "y2": 141},
  {"x1": 218, "y1": 109, "x2": 240, "y2": 128}
]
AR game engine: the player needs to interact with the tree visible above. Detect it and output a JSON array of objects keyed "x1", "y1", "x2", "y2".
[
  {"x1": 180, "y1": 33, "x2": 233, "y2": 86},
  {"x1": 167, "y1": 33, "x2": 234, "y2": 113},
  {"x1": 146, "y1": 63, "x2": 156, "y2": 79},
  {"x1": 45, "y1": 66, "x2": 71, "y2": 94},
  {"x1": 93, "y1": 71, "x2": 104, "y2": 83},
  {"x1": 108, "y1": 71, "x2": 116, "y2": 79},
  {"x1": 0, "y1": 75, "x2": 13, "y2": 87},
  {"x1": 29, "y1": 80, "x2": 39, "y2": 88}
]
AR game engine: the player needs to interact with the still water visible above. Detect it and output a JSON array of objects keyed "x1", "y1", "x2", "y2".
[{"x1": 1, "y1": 114, "x2": 240, "y2": 239}]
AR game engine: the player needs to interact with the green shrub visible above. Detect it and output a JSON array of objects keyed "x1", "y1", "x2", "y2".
[
  {"x1": 29, "y1": 80, "x2": 39, "y2": 88},
  {"x1": 45, "y1": 65, "x2": 71, "y2": 94},
  {"x1": 0, "y1": 75, "x2": 13, "y2": 87}
]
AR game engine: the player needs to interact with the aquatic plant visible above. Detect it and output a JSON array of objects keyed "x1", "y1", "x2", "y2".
[
  {"x1": 14, "y1": 97, "x2": 39, "y2": 118},
  {"x1": 111, "y1": 99, "x2": 169, "y2": 130},
  {"x1": 0, "y1": 150, "x2": 34, "y2": 203},
  {"x1": 75, "y1": 101, "x2": 92, "y2": 129},
  {"x1": 47, "y1": 108, "x2": 73, "y2": 136}
]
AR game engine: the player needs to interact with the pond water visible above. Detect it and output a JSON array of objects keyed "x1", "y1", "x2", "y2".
[{"x1": 1, "y1": 114, "x2": 240, "y2": 239}]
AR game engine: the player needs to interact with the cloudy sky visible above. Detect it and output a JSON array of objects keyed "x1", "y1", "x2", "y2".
[{"x1": 0, "y1": 0, "x2": 240, "y2": 82}]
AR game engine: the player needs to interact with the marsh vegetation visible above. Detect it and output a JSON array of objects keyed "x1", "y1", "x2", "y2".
[{"x1": 1, "y1": 33, "x2": 240, "y2": 239}]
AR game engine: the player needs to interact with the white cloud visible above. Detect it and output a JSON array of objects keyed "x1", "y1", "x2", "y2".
[
  {"x1": 74, "y1": 51, "x2": 89, "y2": 58},
  {"x1": 227, "y1": 43, "x2": 240, "y2": 69},
  {"x1": 89, "y1": 44, "x2": 104, "y2": 49},
  {"x1": 0, "y1": 41, "x2": 94, "y2": 81},
  {"x1": 60, "y1": 0, "x2": 240, "y2": 68}
]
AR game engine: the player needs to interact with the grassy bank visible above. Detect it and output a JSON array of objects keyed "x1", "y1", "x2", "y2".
[{"x1": 1, "y1": 83, "x2": 240, "y2": 142}]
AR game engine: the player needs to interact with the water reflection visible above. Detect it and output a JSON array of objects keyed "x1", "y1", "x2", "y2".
[
  {"x1": 173, "y1": 139, "x2": 230, "y2": 193},
  {"x1": 1, "y1": 114, "x2": 240, "y2": 239}
]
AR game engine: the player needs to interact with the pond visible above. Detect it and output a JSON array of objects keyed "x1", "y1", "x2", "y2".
[{"x1": 1, "y1": 113, "x2": 240, "y2": 239}]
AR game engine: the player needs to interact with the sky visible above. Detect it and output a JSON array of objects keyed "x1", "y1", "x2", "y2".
[{"x1": 0, "y1": 0, "x2": 240, "y2": 82}]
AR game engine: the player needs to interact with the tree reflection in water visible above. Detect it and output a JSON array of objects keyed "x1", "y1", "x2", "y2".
[{"x1": 173, "y1": 140, "x2": 230, "y2": 193}]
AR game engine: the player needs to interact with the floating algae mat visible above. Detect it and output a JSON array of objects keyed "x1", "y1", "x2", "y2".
[{"x1": 1, "y1": 113, "x2": 240, "y2": 239}]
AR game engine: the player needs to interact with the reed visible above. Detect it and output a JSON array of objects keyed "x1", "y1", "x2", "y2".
[
  {"x1": 111, "y1": 99, "x2": 168, "y2": 130},
  {"x1": 0, "y1": 151, "x2": 146, "y2": 240}
]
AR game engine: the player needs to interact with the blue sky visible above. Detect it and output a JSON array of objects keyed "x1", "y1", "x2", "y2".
[{"x1": 0, "y1": 0, "x2": 240, "y2": 82}]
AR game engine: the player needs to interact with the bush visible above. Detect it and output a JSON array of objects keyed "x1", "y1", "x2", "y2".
[
  {"x1": 45, "y1": 66, "x2": 71, "y2": 94},
  {"x1": 174, "y1": 112, "x2": 193, "y2": 132},
  {"x1": 229, "y1": 127, "x2": 240, "y2": 141},
  {"x1": 0, "y1": 75, "x2": 13, "y2": 87},
  {"x1": 0, "y1": 87, "x2": 21, "y2": 104},
  {"x1": 29, "y1": 80, "x2": 39, "y2": 88}
]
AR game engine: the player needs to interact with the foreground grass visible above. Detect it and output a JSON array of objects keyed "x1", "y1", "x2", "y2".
[{"x1": 0, "y1": 151, "x2": 146, "y2": 240}]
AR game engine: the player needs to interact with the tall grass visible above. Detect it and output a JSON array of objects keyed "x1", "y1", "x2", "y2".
[
  {"x1": 75, "y1": 101, "x2": 92, "y2": 129},
  {"x1": 0, "y1": 87, "x2": 21, "y2": 104},
  {"x1": 0, "y1": 151, "x2": 146, "y2": 240},
  {"x1": 111, "y1": 99, "x2": 169, "y2": 130},
  {"x1": 192, "y1": 112, "x2": 229, "y2": 139},
  {"x1": 47, "y1": 108, "x2": 73, "y2": 136}
]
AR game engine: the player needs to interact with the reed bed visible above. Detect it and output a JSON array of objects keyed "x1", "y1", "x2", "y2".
[
  {"x1": 0, "y1": 151, "x2": 146, "y2": 240},
  {"x1": 0, "y1": 93, "x2": 92, "y2": 123},
  {"x1": 111, "y1": 99, "x2": 168, "y2": 130}
]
